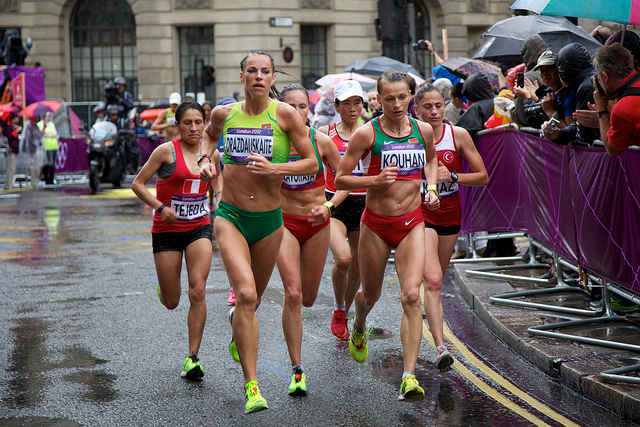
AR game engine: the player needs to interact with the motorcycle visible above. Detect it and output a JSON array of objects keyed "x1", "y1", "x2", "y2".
[{"x1": 85, "y1": 120, "x2": 127, "y2": 193}]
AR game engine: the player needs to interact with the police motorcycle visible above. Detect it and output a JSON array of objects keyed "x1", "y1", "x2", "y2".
[{"x1": 85, "y1": 106, "x2": 127, "y2": 193}]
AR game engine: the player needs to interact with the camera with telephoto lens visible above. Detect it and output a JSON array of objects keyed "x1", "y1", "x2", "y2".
[{"x1": 104, "y1": 82, "x2": 119, "y2": 105}]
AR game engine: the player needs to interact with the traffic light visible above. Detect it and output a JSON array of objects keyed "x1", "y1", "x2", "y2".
[{"x1": 201, "y1": 65, "x2": 215, "y2": 87}]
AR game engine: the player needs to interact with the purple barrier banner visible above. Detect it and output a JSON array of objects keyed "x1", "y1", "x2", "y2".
[
  {"x1": 7, "y1": 66, "x2": 46, "y2": 105},
  {"x1": 138, "y1": 135, "x2": 164, "y2": 165},
  {"x1": 461, "y1": 130, "x2": 640, "y2": 292},
  {"x1": 55, "y1": 138, "x2": 88, "y2": 173}
]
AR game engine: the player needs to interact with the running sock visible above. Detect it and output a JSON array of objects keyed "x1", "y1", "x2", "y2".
[
  {"x1": 436, "y1": 345, "x2": 447, "y2": 353},
  {"x1": 292, "y1": 364, "x2": 304, "y2": 374},
  {"x1": 354, "y1": 323, "x2": 366, "y2": 334},
  {"x1": 402, "y1": 371, "x2": 415, "y2": 381},
  {"x1": 334, "y1": 302, "x2": 346, "y2": 311}
]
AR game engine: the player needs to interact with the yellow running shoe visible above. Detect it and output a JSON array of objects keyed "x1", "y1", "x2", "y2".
[
  {"x1": 398, "y1": 374, "x2": 424, "y2": 401},
  {"x1": 288, "y1": 368, "x2": 307, "y2": 396},
  {"x1": 180, "y1": 354, "x2": 204, "y2": 380},
  {"x1": 349, "y1": 326, "x2": 368, "y2": 362},
  {"x1": 244, "y1": 381, "x2": 268, "y2": 414}
]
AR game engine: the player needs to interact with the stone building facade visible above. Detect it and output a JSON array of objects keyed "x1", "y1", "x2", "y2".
[{"x1": 0, "y1": 0, "x2": 615, "y2": 103}]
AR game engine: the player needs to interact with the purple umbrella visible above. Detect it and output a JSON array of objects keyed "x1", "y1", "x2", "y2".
[{"x1": 439, "y1": 57, "x2": 502, "y2": 91}]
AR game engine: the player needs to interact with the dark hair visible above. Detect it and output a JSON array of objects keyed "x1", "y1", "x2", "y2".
[
  {"x1": 202, "y1": 100, "x2": 213, "y2": 108},
  {"x1": 239, "y1": 49, "x2": 285, "y2": 99},
  {"x1": 594, "y1": 43, "x2": 635, "y2": 80},
  {"x1": 450, "y1": 82, "x2": 464, "y2": 99},
  {"x1": 279, "y1": 84, "x2": 309, "y2": 104},
  {"x1": 175, "y1": 101, "x2": 205, "y2": 124},
  {"x1": 415, "y1": 82, "x2": 444, "y2": 103},
  {"x1": 377, "y1": 71, "x2": 412, "y2": 94}
]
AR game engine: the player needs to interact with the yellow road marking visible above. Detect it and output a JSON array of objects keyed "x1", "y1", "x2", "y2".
[
  {"x1": 422, "y1": 320, "x2": 580, "y2": 427},
  {"x1": 87, "y1": 188, "x2": 155, "y2": 199}
]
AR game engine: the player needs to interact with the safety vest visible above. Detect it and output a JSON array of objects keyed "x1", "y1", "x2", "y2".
[{"x1": 37, "y1": 120, "x2": 58, "y2": 151}]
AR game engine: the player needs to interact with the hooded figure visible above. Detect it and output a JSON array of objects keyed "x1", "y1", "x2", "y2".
[
  {"x1": 553, "y1": 42, "x2": 599, "y2": 145},
  {"x1": 456, "y1": 72, "x2": 496, "y2": 136},
  {"x1": 521, "y1": 34, "x2": 546, "y2": 87}
]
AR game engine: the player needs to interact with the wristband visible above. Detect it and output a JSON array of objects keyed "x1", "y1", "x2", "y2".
[
  {"x1": 197, "y1": 153, "x2": 211, "y2": 165},
  {"x1": 157, "y1": 203, "x2": 168, "y2": 213},
  {"x1": 426, "y1": 184, "x2": 439, "y2": 198},
  {"x1": 323, "y1": 201, "x2": 336, "y2": 216},
  {"x1": 597, "y1": 110, "x2": 610, "y2": 118}
]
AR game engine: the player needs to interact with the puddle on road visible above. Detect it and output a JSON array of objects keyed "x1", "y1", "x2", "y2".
[{"x1": 5, "y1": 316, "x2": 116, "y2": 408}]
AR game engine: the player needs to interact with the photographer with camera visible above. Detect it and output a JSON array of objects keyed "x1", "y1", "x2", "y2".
[
  {"x1": 104, "y1": 77, "x2": 134, "y2": 120},
  {"x1": 542, "y1": 43, "x2": 599, "y2": 146},
  {"x1": 592, "y1": 42, "x2": 640, "y2": 156}
]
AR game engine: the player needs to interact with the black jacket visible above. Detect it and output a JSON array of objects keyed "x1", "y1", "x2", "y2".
[
  {"x1": 554, "y1": 43, "x2": 599, "y2": 146},
  {"x1": 457, "y1": 73, "x2": 496, "y2": 136}
]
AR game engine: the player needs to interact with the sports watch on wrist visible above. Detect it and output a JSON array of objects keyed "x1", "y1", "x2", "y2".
[{"x1": 450, "y1": 170, "x2": 458, "y2": 183}]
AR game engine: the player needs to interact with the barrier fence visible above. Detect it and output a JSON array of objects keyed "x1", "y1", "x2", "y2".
[
  {"x1": 54, "y1": 136, "x2": 162, "y2": 174},
  {"x1": 460, "y1": 129, "x2": 640, "y2": 295}
]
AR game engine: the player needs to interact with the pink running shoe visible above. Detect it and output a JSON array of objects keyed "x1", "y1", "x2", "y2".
[
  {"x1": 331, "y1": 309, "x2": 349, "y2": 340},
  {"x1": 227, "y1": 288, "x2": 236, "y2": 305}
]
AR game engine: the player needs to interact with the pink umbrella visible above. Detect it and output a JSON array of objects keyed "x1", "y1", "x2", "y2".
[{"x1": 315, "y1": 72, "x2": 377, "y2": 89}]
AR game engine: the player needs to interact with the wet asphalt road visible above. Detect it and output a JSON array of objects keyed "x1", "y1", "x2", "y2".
[{"x1": 0, "y1": 183, "x2": 633, "y2": 426}]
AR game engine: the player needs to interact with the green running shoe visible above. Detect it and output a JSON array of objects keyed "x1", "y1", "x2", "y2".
[
  {"x1": 181, "y1": 354, "x2": 204, "y2": 380},
  {"x1": 288, "y1": 368, "x2": 307, "y2": 396},
  {"x1": 229, "y1": 338, "x2": 240, "y2": 362},
  {"x1": 398, "y1": 374, "x2": 425, "y2": 401},
  {"x1": 244, "y1": 381, "x2": 268, "y2": 414},
  {"x1": 228, "y1": 306, "x2": 240, "y2": 362},
  {"x1": 157, "y1": 285, "x2": 164, "y2": 306},
  {"x1": 349, "y1": 326, "x2": 368, "y2": 363}
]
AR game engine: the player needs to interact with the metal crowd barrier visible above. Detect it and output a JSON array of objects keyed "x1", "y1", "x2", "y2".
[{"x1": 468, "y1": 125, "x2": 640, "y2": 383}]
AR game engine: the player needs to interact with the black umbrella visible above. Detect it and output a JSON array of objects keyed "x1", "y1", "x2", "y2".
[
  {"x1": 148, "y1": 98, "x2": 170, "y2": 109},
  {"x1": 343, "y1": 56, "x2": 423, "y2": 78},
  {"x1": 472, "y1": 36, "x2": 523, "y2": 66},
  {"x1": 482, "y1": 15, "x2": 603, "y2": 58}
]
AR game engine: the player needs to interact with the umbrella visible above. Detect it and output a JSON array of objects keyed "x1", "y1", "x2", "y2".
[
  {"x1": 19, "y1": 100, "x2": 63, "y2": 118},
  {"x1": 0, "y1": 102, "x2": 19, "y2": 121},
  {"x1": 439, "y1": 57, "x2": 502, "y2": 91},
  {"x1": 148, "y1": 98, "x2": 170, "y2": 109},
  {"x1": 472, "y1": 36, "x2": 524, "y2": 65},
  {"x1": 139, "y1": 108, "x2": 164, "y2": 121},
  {"x1": 343, "y1": 56, "x2": 423, "y2": 78},
  {"x1": 315, "y1": 72, "x2": 377, "y2": 92},
  {"x1": 307, "y1": 90, "x2": 322, "y2": 106},
  {"x1": 511, "y1": 0, "x2": 640, "y2": 26},
  {"x1": 483, "y1": 14, "x2": 603, "y2": 58}
]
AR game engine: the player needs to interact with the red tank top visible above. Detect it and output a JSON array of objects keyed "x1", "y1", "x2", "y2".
[
  {"x1": 152, "y1": 139, "x2": 211, "y2": 233},
  {"x1": 325, "y1": 123, "x2": 366, "y2": 196},
  {"x1": 421, "y1": 124, "x2": 463, "y2": 226}
]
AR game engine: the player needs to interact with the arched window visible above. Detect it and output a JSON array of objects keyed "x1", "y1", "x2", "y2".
[
  {"x1": 70, "y1": 0, "x2": 137, "y2": 102},
  {"x1": 415, "y1": 1, "x2": 432, "y2": 78}
]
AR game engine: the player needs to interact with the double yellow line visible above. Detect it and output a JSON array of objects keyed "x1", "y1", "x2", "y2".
[{"x1": 422, "y1": 320, "x2": 580, "y2": 427}]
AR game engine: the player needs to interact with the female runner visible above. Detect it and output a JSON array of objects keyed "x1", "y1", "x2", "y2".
[
  {"x1": 317, "y1": 79, "x2": 365, "y2": 340},
  {"x1": 132, "y1": 101, "x2": 221, "y2": 381},
  {"x1": 198, "y1": 50, "x2": 317, "y2": 414},
  {"x1": 336, "y1": 71, "x2": 439, "y2": 402},
  {"x1": 413, "y1": 83, "x2": 488, "y2": 371},
  {"x1": 277, "y1": 84, "x2": 347, "y2": 395}
]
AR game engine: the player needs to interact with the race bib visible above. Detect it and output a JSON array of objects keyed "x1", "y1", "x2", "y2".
[
  {"x1": 225, "y1": 127, "x2": 273, "y2": 162},
  {"x1": 381, "y1": 143, "x2": 425, "y2": 176},
  {"x1": 339, "y1": 148, "x2": 364, "y2": 176},
  {"x1": 171, "y1": 194, "x2": 209, "y2": 221},
  {"x1": 282, "y1": 173, "x2": 316, "y2": 190},
  {"x1": 420, "y1": 178, "x2": 459, "y2": 199}
]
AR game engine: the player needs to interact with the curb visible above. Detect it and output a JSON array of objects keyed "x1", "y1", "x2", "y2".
[{"x1": 453, "y1": 262, "x2": 640, "y2": 423}]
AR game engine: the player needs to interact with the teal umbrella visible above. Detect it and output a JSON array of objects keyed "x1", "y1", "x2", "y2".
[{"x1": 510, "y1": 0, "x2": 640, "y2": 25}]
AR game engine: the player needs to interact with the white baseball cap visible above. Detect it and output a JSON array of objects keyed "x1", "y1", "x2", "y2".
[
  {"x1": 169, "y1": 92, "x2": 181, "y2": 105},
  {"x1": 334, "y1": 80, "x2": 364, "y2": 102}
]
